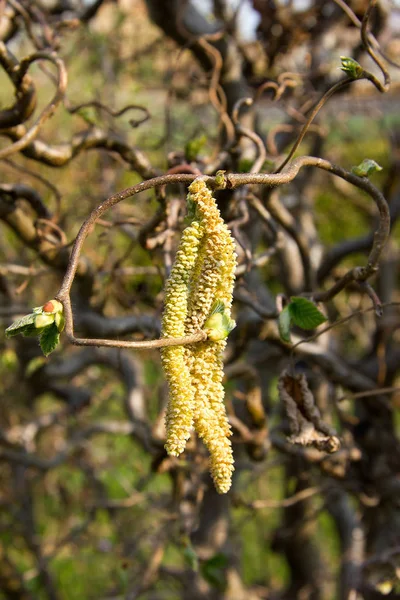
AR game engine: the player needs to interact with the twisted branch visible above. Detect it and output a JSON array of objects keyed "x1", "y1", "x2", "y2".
[{"x1": 52, "y1": 157, "x2": 389, "y2": 349}]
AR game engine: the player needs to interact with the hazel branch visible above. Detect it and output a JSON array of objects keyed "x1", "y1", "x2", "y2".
[
  {"x1": 0, "y1": 50, "x2": 67, "y2": 159},
  {"x1": 52, "y1": 156, "x2": 389, "y2": 350}
]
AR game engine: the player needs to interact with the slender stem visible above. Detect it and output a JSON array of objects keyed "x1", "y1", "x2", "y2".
[
  {"x1": 274, "y1": 79, "x2": 352, "y2": 174},
  {"x1": 291, "y1": 301, "x2": 400, "y2": 352},
  {"x1": 361, "y1": 0, "x2": 391, "y2": 92},
  {"x1": 0, "y1": 51, "x2": 67, "y2": 159},
  {"x1": 65, "y1": 331, "x2": 208, "y2": 349},
  {"x1": 274, "y1": 6, "x2": 392, "y2": 175},
  {"x1": 58, "y1": 291, "x2": 207, "y2": 349},
  {"x1": 55, "y1": 157, "x2": 390, "y2": 349}
]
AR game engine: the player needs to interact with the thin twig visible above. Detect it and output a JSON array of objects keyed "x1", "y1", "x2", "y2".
[
  {"x1": 291, "y1": 301, "x2": 400, "y2": 351},
  {"x1": 0, "y1": 50, "x2": 67, "y2": 159},
  {"x1": 274, "y1": 79, "x2": 353, "y2": 173},
  {"x1": 54, "y1": 157, "x2": 389, "y2": 348},
  {"x1": 360, "y1": 0, "x2": 391, "y2": 91}
]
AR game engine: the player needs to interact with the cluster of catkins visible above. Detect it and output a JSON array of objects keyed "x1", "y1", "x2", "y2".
[{"x1": 161, "y1": 178, "x2": 237, "y2": 494}]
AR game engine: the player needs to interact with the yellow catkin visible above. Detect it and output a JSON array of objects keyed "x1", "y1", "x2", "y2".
[
  {"x1": 193, "y1": 364, "x2": 234, "y2": 493},
  {"x1": 161, "y1": 178, "x2": 237, "y2": 491},
  {"x1": 190, "y1": 342, "x2": 234, "y2": 493},
  {"x1": 161, "y1": 346, "x2": 194, "y2": 456},
  {"x1": 205, "y1": 340, "x2": 232, "y2": 436},
  {"x1": 161, "y1": 220, "x2": 203, "y2": 456},
  {"x1": 186, "y1": 179, "x2": 236, "y2": 493},
  {"x1": 162, "y1": 220, "x2": 203, "y2": 338},
  {"x1": 185, "y1": 180, "x2": 236, "y2": 331}
]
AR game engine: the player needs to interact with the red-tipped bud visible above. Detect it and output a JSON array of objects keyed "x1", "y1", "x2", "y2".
[{"x1": 42, "y1": 301, "x2": 55, "y2": 313}]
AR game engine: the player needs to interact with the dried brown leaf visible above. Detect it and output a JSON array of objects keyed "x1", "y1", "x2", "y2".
[{"x1": 278, "y1": 370, "x2": 340, "y2": 453}]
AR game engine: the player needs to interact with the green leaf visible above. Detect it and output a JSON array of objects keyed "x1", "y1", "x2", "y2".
[
  {"x1": 340, "y1": 56, "x2": 363, "y2": 79},
  {"x1": 204, "y1": 301, "x2": 236, "y2": 341},
  {"x1": 22, "y1": 325, "x2": 46, "y2": 337},
  {"x1": 5, "y1": 313, "x2": 36, "y2": 337},
  {"x1": 214, "y1": 170, "x2": 226, "y2": 189},
  {"x1": 55, "y1": 311, "x2": 65, "y2": 332},
  {"x1": 39, "y1": 323, "x2": 60, "y2": 357},
  {"x1": 288, "y1": 297, "x2": 327, "y2": 330},
  {"x1": 34, "y1": 313, "x2": 55, "y2": 329},
  {"x1": 208, "y1": 299, "x2": 225, "y2": 316},
  {"x1": 351, "y1": 159, "x2": 383, "y2": 178},
  {"x1": 278, "y1": 306, "x2": 292, "y2": 343}
]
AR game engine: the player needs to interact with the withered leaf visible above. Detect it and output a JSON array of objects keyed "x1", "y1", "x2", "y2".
[{"x1": 278, "y1": 370, "x2": 340, "y2": 453}]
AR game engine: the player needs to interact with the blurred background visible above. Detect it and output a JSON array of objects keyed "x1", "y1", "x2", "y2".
[{"x1": 0, "y1": 1, "x2": 400, "y2": 598}]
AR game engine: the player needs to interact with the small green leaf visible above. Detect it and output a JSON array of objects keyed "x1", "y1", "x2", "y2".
[
  {"x1": 5, "y1": 299, "x2": 64, "y2": 343},
  {"x1": 35, "y1": 313, "x2": 55, "y2": 329},
  {"x1": 208, "y1": 300, "x2": 225, "y2": 316},
  {"x1": 5, "y1": 313, "x2": 36, "y2": 337},
  {"x1": 23, "y1": 325, "x2": 47, "y2": 337},
  {"x1": 55, "y1": 311, "x2": 65, "y2": 332},
  {"x1": 340, "y1": 56, "x2": 364, "y2": 79},
  {"x1": 351, "y1": 159, "x2": 383, "y2": 178},
  {"x1": 214, "y1": 170, "x2": 227, "y2": 189},
  {"x1": 288, "y1": 297, "x2": 327, "y2": 330},
  {"x1": 39, "y1": 323, "x2": 60, "y2": 357},
  {"x1": 204, "y1": 301, "x2": 236, "y2": 341},
  {"x1": 278, "y1": 306, "x2": 292, "y2": 343}
]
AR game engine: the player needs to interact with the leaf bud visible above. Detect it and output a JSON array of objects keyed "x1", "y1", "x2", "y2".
[
  {"x1": 340, "y1": 56, "x2": 364, "y2": 79},
  {"x1": 42, "y1": 299, "x2": 63, "y2": 314},
  {"x1": 35, "y1": 313, "x2": 55, "y2": 329}
]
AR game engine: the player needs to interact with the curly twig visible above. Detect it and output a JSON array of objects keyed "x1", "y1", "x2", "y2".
[
  {"x1": 0, "y1": 42, "x2": 36, "y2": 128},
  {"x1": 232, "y1": 97, "x2": 267, "y2": 174},
  {"x1": 274, "y1": 2, "x2": 392, "y2": 175},
  {"x1": 67, "y1": 100, "x2": 151, "y2": 128},
  {"x1": 360, "y1": 0, "x2": 391, "y2": 92},
  {"x1": 52, "y1": 157, "x2": 389, "y2": 349},
  {"x1": 0, "y1": 50, "x2": 67, "y2": 159}
]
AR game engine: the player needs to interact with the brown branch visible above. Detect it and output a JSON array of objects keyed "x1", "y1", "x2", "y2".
[
  {"x1": 0, "y1": 50, "x2": 67, "y2": 159},
  {"x1": 197, "y1": 36, "x2": 235, "y2": 145},
  {"x1": 235, "y1": 485, "x2": 322, "y2": 510},
  {"x1": 274, "y1": 21, "x2": 392, "y2": 175},
  {"x1": 333, "y1": 0, "x2": 400, "y2": 70},
  {"x1": 291, "y1": 302, "x2": 400, "y2": 352},
  {"x1": 0, "y1": 183, "x2": 51, "y2": 218},
  {"x1": 0, "y1": 41, "x2": 36, "y2": 128},
  {"x1": 0, "y1": 420, "x2": 141, "y2": 470},
  {"x1": 4, "y1": 126, "x2": 157, "y2": 179},
  {"x1": 67, "y1": 100, "x2": 151, "y2": 129},
  {"x1": 2, "y1": 157, "x2": 62, "y2": 216},
  {"x1": 49, "y1": 156, "x2": 389, "y2": 349},
  {"x1": 360, "y1": 0, "x2": 391, "y2": 92},
  {"x1": 232, "y1": 97, "x2": 267, "y2": 174},
  {"x1": 7, "y1": 0, "x2": 48, "y2": 49}
]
